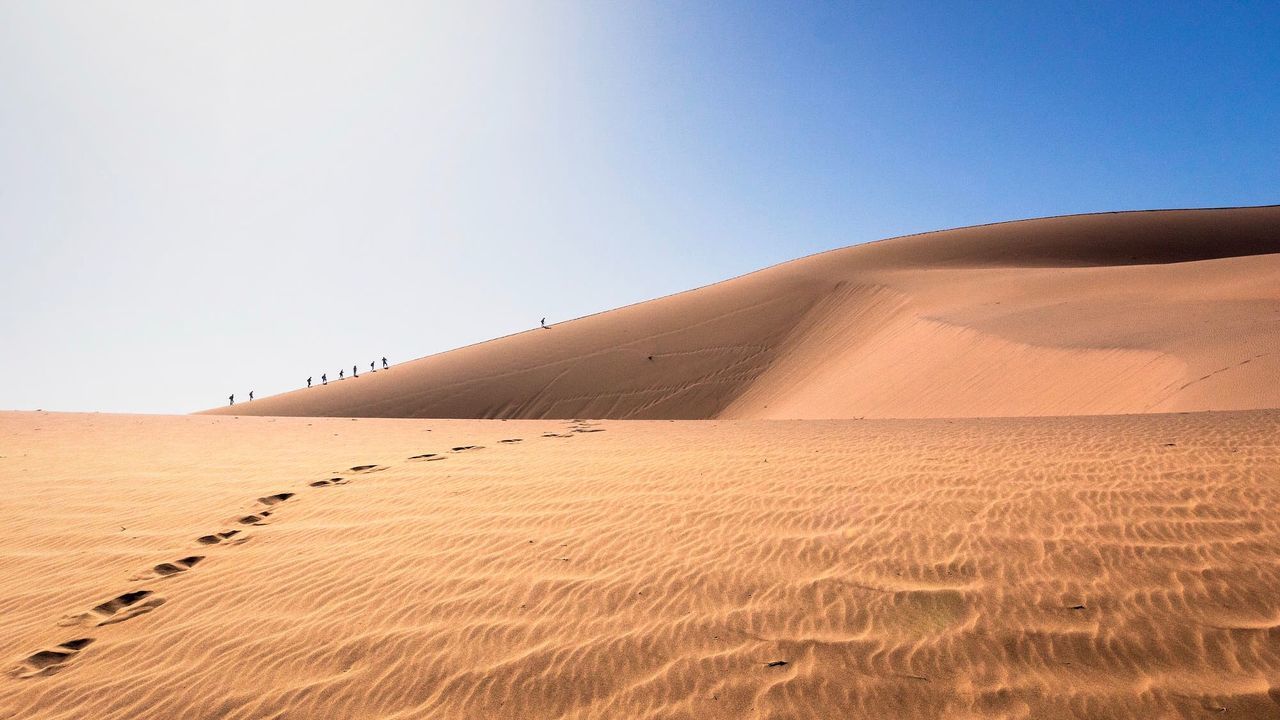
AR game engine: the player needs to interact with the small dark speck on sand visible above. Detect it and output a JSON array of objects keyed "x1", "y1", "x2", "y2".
[{"x1": 766, "y1": 660, "x2": 788, "y2": 668}]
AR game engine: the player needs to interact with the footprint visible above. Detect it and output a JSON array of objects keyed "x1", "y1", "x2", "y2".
[
  {"x1": 130, "y1": 556, "x2": 204, "y2": 581},
  {"x1": 61, "y1": 591, "x2": 165, "y2": 627},
  {"x1": 408, "y1": 454, "x2": 444, "y2": 462},
  {"x1": 11, "y1": 638, "x2": 94, "y2": 678},
  {"x1": 93, "y1": 590, "x2": 165, "y2": 626},
  {"x1": 450, "y1": 446, "x2": 482, "y2": 452},
  {"x1": 197, "y1": 530, "x2": 242, "y2": 545},
  {"x1": 257, "y1": 492, "x2": 295, "y2": 505},
  {"x1": 93, "y1": 591, "x2": 153, "y2": 616},
  {"x1": 154, "y1": 556, "x2": 203, "y2": 576},
  {"x1": 237, "y1": 510, "x2": 273, "y2": 525},
  {"x1": 499, "y1": 439, "x2": 522, "y2": 444},
  {"x1": 310, "y1": 477, "x2": 349, "y2": 487},
  {"x1": 348, "y1": 464, "x2": 387, "y2": 473},
  {"x1": 155, "y1": 556, "x2": 204, "y2": 577}
]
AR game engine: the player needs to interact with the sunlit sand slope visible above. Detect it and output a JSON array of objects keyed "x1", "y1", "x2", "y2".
[
  {"x1": 3, "y1": 410, "x2": 1280, "y2": 718},
  {"x1": 209, "y1": 206, "x2": 1280, "y2": 419}
]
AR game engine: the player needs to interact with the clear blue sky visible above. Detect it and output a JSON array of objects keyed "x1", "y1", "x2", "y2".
[{"x1": 2, "y1": 1, "x2": 1277, "y2": 413}]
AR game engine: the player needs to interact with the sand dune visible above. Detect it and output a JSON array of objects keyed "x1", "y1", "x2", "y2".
[
  {"x1": 209, "y1": 206, "x2": 1280, "y2": 420},
  {"x1": 3, "y1": 410, "x2": 1280, "y2": 718},
  {"x1": 8, "y1": 207, "x2": 1280, "y2": 718}
]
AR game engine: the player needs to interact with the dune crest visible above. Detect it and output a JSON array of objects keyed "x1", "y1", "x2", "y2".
[{"x1": 209, "y1": 206, "x2": 1280, "y2": 419}]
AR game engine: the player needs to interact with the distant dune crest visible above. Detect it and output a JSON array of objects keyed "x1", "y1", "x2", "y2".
[{"x1": 210, "y1": 206, "x2": 1280, "y2": 419}]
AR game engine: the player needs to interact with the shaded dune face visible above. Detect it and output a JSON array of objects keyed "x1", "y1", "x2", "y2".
[{"x1": 208, "y1": 206, "x2": 1280, "y2": 419}]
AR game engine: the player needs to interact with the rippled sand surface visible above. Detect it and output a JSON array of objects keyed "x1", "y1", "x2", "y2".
[{"x1": 3, "y1": 410, "x2": 1279, "y2": 718}]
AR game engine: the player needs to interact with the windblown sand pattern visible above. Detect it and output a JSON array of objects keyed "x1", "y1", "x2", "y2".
[
  {"x1": 6, "y1": 208, "x2": 1280, "y2": 717},
  {"x1": 3, "y1": 410, "x2": 1279, "y2": 718}
]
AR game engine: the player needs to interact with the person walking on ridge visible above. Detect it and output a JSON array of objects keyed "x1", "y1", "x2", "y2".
[
  {"x1": 541, "y1": 317, "x2": 548, "y2": 329},
  {"x1": 370, "y1": 361, "x2": 375, "y2": 373},
  {"x1": 229, "y1": 394, "x2": 234, "y2": 406},
  {"x1": 249, "y1": 391, "x2": 254, "y2": 402},
  {"x1": 353, "y1": 364, "x2": 359, "y2": 378},
  {"x1": 307, "y1": 377, "x2": 312, "y2": 388},
  {"x1": 339, "y1": 369, "x2": 344, "y2": 380},
  {"x1": 321, "y1": 373, "x2": 327, "y2": 385},
  {"x1": 382, "y1": 357, "x2": 388, "y2": 369}
]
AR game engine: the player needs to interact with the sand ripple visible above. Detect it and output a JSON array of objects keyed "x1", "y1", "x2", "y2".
[{"x1": 1, "y1": 410, "x2": 1279, "y2": 718}]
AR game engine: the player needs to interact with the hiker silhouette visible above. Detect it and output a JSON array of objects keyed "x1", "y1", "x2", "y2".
[
  {"x1": 353, "y1": 365, "x2": 359, "y2": 378},
  {"x1": 229, "y1": 394, "x2": 234, "y2": 406},
  {"x1": 370, "y1": 361, "x2": 375, "y2": 373},
  {"x1": 382, "y1": 357, "x2": 388, "y2": 369},
  {"x1": 249, "y1": 391, "x2": 254, "y2": 402},
  {"x1": 307, "y1": 377, "x2": 312, "y2": 388},
  {"x1": 321, "y1": 374, "x2": 328, "y2": 385},
  {"x1": 541, "y1": 317, "x2": 548, "y2": 329},
  {"x1": 339, "y1": 369, "x2": 344, "y2": 380}
]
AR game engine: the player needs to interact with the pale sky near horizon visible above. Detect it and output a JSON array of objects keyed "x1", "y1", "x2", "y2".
[{"x1": 2, "y1": 1, "x2": 1278, "y2": 414}]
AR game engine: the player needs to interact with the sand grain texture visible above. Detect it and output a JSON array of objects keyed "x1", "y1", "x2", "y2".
[{"x1": 3, "y1": 411, "x2": 1280, "y2": 719}]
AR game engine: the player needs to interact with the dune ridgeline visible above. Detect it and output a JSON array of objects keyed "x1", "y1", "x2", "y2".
[{"x1": 209, "y1": 206, "x2": 1280, "y2": 420}]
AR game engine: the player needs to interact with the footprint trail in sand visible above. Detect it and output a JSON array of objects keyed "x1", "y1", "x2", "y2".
[{"x1": 9, "y1": 420, "x2": 601, "y2": 681}]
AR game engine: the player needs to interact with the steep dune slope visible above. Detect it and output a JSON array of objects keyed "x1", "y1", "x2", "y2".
[{"x1": 210, "y1": 206, "x2": 1280, "y2": 419}]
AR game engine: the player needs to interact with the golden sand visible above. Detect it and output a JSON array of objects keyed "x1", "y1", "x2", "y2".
[
  {"x1": 7, "y1": 207, "x2": 1280, "y2": 718},
  {"x1": 3, "y1": 410, "x2": 1279, "y2": 718}
]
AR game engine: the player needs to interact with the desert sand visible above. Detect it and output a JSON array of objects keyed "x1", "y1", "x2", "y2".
[
  {"x1": 3, "y1": 411, "x2": 1280, "y2": 718},
  {"x1": 5, "y1": 207, "x2": 1280, "y2": 718}
]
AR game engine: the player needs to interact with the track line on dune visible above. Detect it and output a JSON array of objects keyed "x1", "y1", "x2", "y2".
[
  {"x1": 340, "y1": 295, "x2": 789, "y2": 416},
  {"x1": 7, "y1": 420, "x2": 607, "y2": 679}
]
